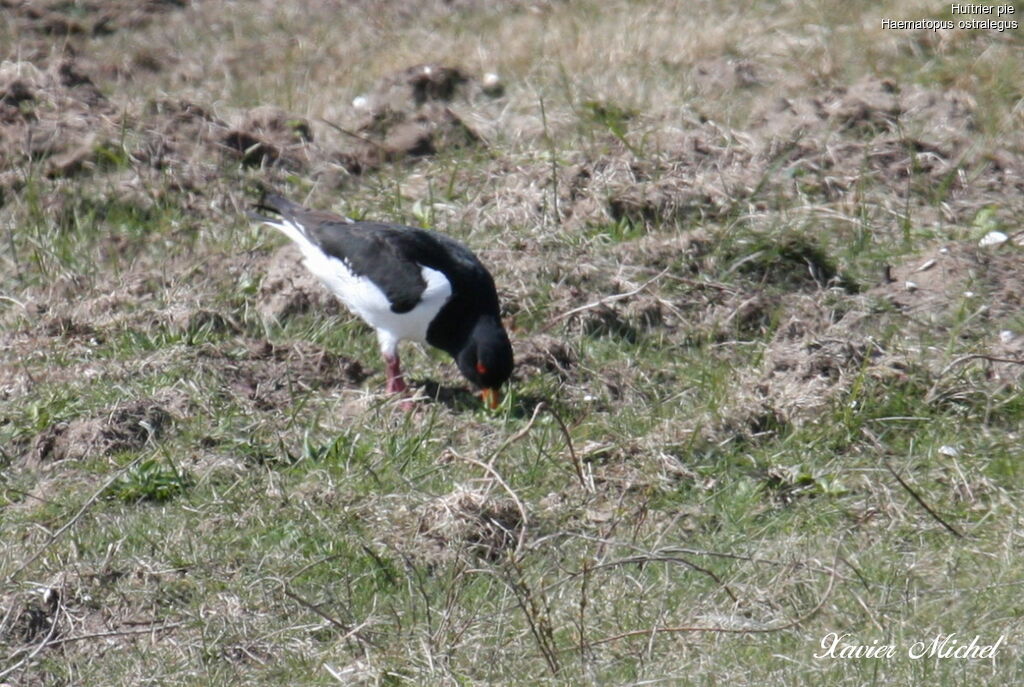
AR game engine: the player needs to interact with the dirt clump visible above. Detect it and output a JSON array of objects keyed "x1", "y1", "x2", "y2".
[
  {"x1": 558, "y1": 133, "x2": 759, "y2": 229},
  {"x1": 691, "y1": 57, "x2": 764, "y2": 94},
  {"x1": 223, "y1": 105, "x2": 316, "y2": 169},
  {"x1": 40, "y1": 315, "x2": 100, "y2": 340},
  {"x1": 257, "y1": 245, "x2": 343, "y2": 323},
  {"x1": 869, "y1": 242, "x2": 1024, "y2": 326},
  {"x1": 27, "y1": 398, "x2": 174, "y2": 467},
  {"x1": 2, "y1": 0, "x2": 189, "y2": 38},
  {"x1": 867, "y1": 241, "x2": 1024, "y2": 387},
  {"x1": 746, "y1": 76, "x2": 1002, "y2": 220},
  {"x1": 138, "y1": 99, "x2": 320, "y2": 175},
  {"x1": 753, "y1": 305, "x2": 889, "y2": 426},
  {"x1": 0, "y1": 69, "x2": 335, "y2": 193},
  {"x1": 752, "y1": 78, "x2": 905, "y2": 141},
  {"x1": 826, "y1": 77, "x2": 903, "y2": 133},
  {"x1": 348, "y1": 64, "x2": 483, "y2": 165},
  {"x1": 719, "y1": 239, "x2": 1024, "y2": 435},
  {"x1": 0, "y1": 58, "x2": 116, "y2": 181},
  {"x1": 610, "y1": 230, "x2": 712, "y2": 273},
  {"x1": 133, "y1": 98, "x2": 225, "y2": 173},
  {"x1": 207, "y1": 339, "x2": 368, "y2": 411},
  {"x1": 359, "y1": 63, "x2": 470, "y2": 112},
  {"x1": 513, "y1": 333, "x2": 577, "y2": 381}
]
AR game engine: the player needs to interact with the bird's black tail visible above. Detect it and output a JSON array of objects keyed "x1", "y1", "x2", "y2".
[
  {"x1": 247, "y1": 193, "x2": 305, "y2": 228},
  {"x1": 259, "y1": 194, "x2": 303, "y2": 218}
]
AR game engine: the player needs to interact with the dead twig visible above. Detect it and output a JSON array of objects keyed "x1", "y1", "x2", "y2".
[
  {"x1": 488, "y1": 401, "x2": 545, "y2": 465},
  {"x1": 506, "y1": 557, "x2": 561, "y2": 675},
  {"x1": 318, "y1": 117, "x2": 387, "y2": 150},
  {"x1": 662, "y1": 273, "x2": 738, "y2": 293},
  {"x1": 542, "y1": 268, "x2": 669, "y2": 332},
  {"x1": 582, "y1": 548, "x2": 841, "y2": 648},
  {"x1": 7, "y1": 454, "x2": 147, "y2": 583},
  {"x1": 281, "y1": 585, "x2": 378, "y2": 648},
  {"x1": 488, "y1": 401, "x2": 592, "y2": 493},
  {"x1": 569, "y1": 555, "x2": 739, "y2": 604},
  {"x1": 937, "y1": 353, "x2": 1024, "y2": 378},
  {"x1": 884, "y1": 460, "x2": 964, "y2": 538},
  {"x1": 554, "y1": 535, "x2": 844, "y2": 579},
  {"x1": 455, "y1": 454, "x2": 530, "y2": 556},
  {"x1": 29, "y1": 621, "x2": 187, "y2": 648},
  {"x1": 542, "y1": 404, "x2": 592, "y2": 493},
  {"x1": 2, "y1": 592, "x2": 182, "y2": 683}
]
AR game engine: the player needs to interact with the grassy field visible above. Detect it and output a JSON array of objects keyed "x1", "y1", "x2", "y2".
[{"x1": 2, "y1": 1, "x2": 1024, "y2": 684}]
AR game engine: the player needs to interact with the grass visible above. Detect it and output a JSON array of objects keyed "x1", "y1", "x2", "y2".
[{"x1": 2, "y1": 0, "x2": 1024, "y2": 685}]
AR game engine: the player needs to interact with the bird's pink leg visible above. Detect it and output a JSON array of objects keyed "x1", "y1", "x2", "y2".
[{"x1": 383, "y1": 353, "x2": 408, "y2": 394}]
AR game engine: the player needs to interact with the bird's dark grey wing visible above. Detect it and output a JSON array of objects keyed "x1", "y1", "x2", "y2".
[{"x1": 309, "y1": 223, "x2": 433, "y2": 314}]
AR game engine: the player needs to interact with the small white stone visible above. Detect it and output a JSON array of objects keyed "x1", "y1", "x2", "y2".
[
  {"x1": 904, "y1": 281, "x2": 918, "y2": 291},
  {"x1": 938, "y1": 445, "x2": 960, "y2": 457},
  {"x1": 482, "y1": 72, "x2": 504, "y2": 97},
  {"x1": 938, "y1": 246, "x2": 950, "y2": 255},
  {"x1": 352, "y1": 95, "x2": 369, "y2": 110},
  {"x1": 1000, "y1": 330, "x2": 1015, "y2": 344},
  {"x1": 979, "y1": 231, "x2": 1008, "y2": 248},
  {"x1": 964, "y1": 291, "x2": 975, "y2": 298}
]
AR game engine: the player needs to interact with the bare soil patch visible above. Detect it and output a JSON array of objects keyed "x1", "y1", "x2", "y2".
[
  {"x1": 199, "y1": 339, "x2": 369, "y2": 412},
  {"x1": 0, "y1": 55, "x2": 492, "y2": 203},
  {"x1": 715, "y1": 239, "x2": 1024, "y2": 434},
  {"x1": 2, "y1": 0, "x2": 189, "y2": 38},
  {"x1": 257, "y1": 245, "x2": 343, "y2": 323},
  {"x1": 0, "y1": 58, "x2": 115, "y2": 181},
  {"x1": 869, "y1": 241, "x2": 1024, "y2": 325},
  {"x1": 26, "y1": 397, "x2": 178, "y2": 468}
]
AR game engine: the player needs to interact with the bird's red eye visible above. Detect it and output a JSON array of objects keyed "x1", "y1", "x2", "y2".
[{"x1": 476, "y1": 362, "x2": 488, "y2": 375}]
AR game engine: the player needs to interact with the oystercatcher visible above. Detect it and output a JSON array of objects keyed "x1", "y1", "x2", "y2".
[{"x1": 249, "y1": 194, "x2": 513, "y2": 408}]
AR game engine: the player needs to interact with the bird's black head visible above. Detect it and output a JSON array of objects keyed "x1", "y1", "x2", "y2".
[{"x1": 456, "y1": 316, "x2": 514, "y2": 408}]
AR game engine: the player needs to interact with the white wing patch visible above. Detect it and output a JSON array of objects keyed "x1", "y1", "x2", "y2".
[{"x1": 260, "y1": 218, "x2": 452, "y2": 356}]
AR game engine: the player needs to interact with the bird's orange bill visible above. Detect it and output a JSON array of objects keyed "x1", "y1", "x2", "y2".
[{"x1": 481, "y1": 387, "x2": 501, "y2": 410}]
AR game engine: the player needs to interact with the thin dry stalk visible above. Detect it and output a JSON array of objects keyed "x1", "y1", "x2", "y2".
[
  {"x1": 884, "y1": 460, "x2": 965, "y2": 538},
  {"x1": 0, "y1": 602, "x2": 61, "y2": 681},
  {"x1": 487, "y1": 401, "x2": 592, "y2": 493},
  {"x1": 542, "y1": 268, "x2": 670, "y2": 332},
  {"x1": 456, "y1": 454, "x2": 530, "y2": 556},
  {"x1": 7, "y1": 454, "x2": 148, "y2": 583},
  {"x1": 576, "y1": 555, "x2": 739, "y2": 604},
  {"x1": 505, "y1": 558, "x2": 561, "y2": 676},
  {"x1": 281, "y1": 585, "x2": 377, "y2": 649},
  {"x1": 582, "y1": 549, "x2": 842, "y2": 649},
  {"x1": 34, "y1": 621, "x2": 187, "y2": 648}
]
